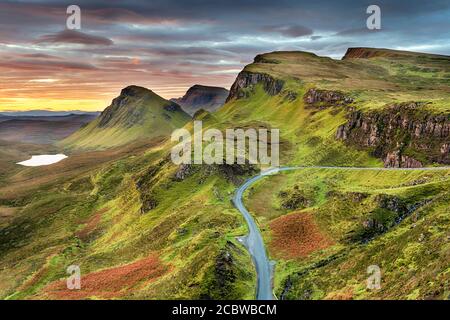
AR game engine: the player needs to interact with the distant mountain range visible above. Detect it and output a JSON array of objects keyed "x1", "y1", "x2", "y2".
[
  {"x1": 171, "y1": 85, "x2": 229, "y2": 115},
  {"x1": 0, "y1": 110, "x2": 100, "y2": 117},
  {"x1": 0, "y1": 113, "x2": 98, "y2": 144}
]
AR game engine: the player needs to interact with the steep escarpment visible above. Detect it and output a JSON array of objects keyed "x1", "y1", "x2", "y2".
[
  {"x1": 226, "y1": 71, "x2": 284, "y2": 102},
  {"x1": 342, "y1": 47, "x2": 410, "y2": 60},
  {"x1": 336, "y1": 102, "x2": 450, "y2": 167},
  {"x1": 342, "y1": 47, "x2": 450, "y2": 60},
  {"x1": 171, "y1": 85, "x2": 229, "y2": 115}
]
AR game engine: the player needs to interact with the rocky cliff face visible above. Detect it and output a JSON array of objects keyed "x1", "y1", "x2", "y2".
[
  {"x1": 383, "y1": 151, "x2": 423, "y2": 168},
  {"x1": 171, "y1": 85, "x2": 229, "y2": 116},
  {"x1": 342, "y1": 47, "x2": 391, "y2": 60},
  {"x1": 336, "y1": 102, "x2": 450, "y2": 167},
  {"x1": 226, "y1": 71, "x2": 284, "y2": 102},
  {"x1": 303, "y1": 88, "x2": 353, "y2": 108}
]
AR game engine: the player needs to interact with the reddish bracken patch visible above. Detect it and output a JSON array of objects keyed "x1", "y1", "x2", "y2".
[
  {"x1": 76, "y1": 207, "x2": 109, "y2": 241},
  {"x1": 45, "y1": 253, "x2": 169, "y2": 299},
  {"x1": 269, "y1": 212, "x2": 333, "y2": 259}
]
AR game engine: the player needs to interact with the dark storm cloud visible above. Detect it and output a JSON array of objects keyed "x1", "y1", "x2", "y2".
[{"x1": 36, "y1": 30, "x2": 113, "y2": 45}]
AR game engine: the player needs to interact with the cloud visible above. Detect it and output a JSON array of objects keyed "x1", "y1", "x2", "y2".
[
  {"x1": 262, "y1": 25, "x2": 313, "y2": 37},
  {"x1": 18, "y1": 53, "x2": 62, "y2": 59},
  {"x1": 36, "y1": 30, "x2": 113, "y2": 46},
  {"x1": 0, "y1": 57, "x2": 97, "y2": 71},
  {"x1": 0, "y1": 0, "x2": 449, "y2": 111}
]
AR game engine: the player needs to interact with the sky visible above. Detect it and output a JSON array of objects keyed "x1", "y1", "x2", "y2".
[{"x1": 0, "y1": 0, "x2": 449, "y2": 111}]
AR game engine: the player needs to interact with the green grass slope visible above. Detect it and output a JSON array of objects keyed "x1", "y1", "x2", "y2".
[
  {"x1": 243, "y1": 48, "x2": 450, "y2": 112},
  {"x1": 61, "y1": 86, "x2": 191, "y2": 150},
  {"x1": 0, "y1": 144, "x2": 256, "y2": 299},
  {"x1": 245, "y1": 168, "x2": 450, "y2": 299},
  {"x1": 224, "y1": 48, "x2": 449, "y2": 299},
  {"x1": 0, "y1": 48, "x2": 448, "y2": 300},
  {"x1": 213, "y1": 48, "x2": 449, "y2": 167}
]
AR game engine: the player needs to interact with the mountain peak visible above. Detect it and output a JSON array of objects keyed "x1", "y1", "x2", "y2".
[
  {"x1": 187, "y1": 84, "x2": 227, "y2": 93},
  {"x1": 120, "y1": 85, "x2": 155, "y2": 97},
  {"x1": 61, "y1": 86, "x2": 190, "y2": 150}
]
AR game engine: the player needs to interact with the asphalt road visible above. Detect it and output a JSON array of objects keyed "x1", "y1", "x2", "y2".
[{"x1": 233, "y1": 165, "x2": 450, "y2": 300}]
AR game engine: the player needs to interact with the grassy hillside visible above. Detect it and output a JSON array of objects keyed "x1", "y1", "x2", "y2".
[
  {"x1": 242, "y1": 49, "x2": 450, "y2": 112},
  {"x1": 61, "y1": 86, "x2": 191, "y2": 150},
  {"x1": 0, "y1": 48, "x2": 448, "y2": 300},
  {"x1": 0, "y1": 141, "x2": 256, "y2": 299},
  {"x1": 224, "y1": 48, "x2": 449, "y2": 299},
  {"x1": 244, "y1": 168, "x2": 450, "y2": 299},
  {"x1": 215, "y1": 48, "x2": 449, "y2": 167}
]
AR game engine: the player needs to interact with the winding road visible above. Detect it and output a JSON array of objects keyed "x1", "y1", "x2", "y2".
[{"x1": 233, "y1": 165, "x2": 450, "y2": 300}]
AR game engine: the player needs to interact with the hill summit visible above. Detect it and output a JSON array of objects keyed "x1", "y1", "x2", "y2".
[{"x1": 61, "y1": 85, "x2": 190, "y2": 150}]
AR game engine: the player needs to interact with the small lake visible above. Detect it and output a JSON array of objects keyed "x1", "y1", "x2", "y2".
[{"x1": 17, "y1": 154, "x2": 68, "y2": 167}]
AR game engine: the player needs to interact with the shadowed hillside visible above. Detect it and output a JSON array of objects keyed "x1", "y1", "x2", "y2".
[{"x1": 171, "y1": 85, "x2": 229, "y2": 116}]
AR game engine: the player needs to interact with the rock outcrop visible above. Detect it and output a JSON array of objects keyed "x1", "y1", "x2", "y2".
[
  {"x1": 173, "y1": 162, "x2": 257, "y2": 184},
  {"x1": 226, "y1": 71, "x2": 284, "y2": 102},
  {"x1": 303, "y1": 88, "x2": 353, "y2": 108},
  {"x1": 383, "y1": 151, "x2": 423, "y2": 168},
  {"x1": 352, "y1": 194, "x2": 432, "y2": 243},
  {"x1": 278, "y1": 185, "x2": 314, "y2": 210},
  {"x1": 336, "y1": 102, "x2": 450, "y2": 167}
]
